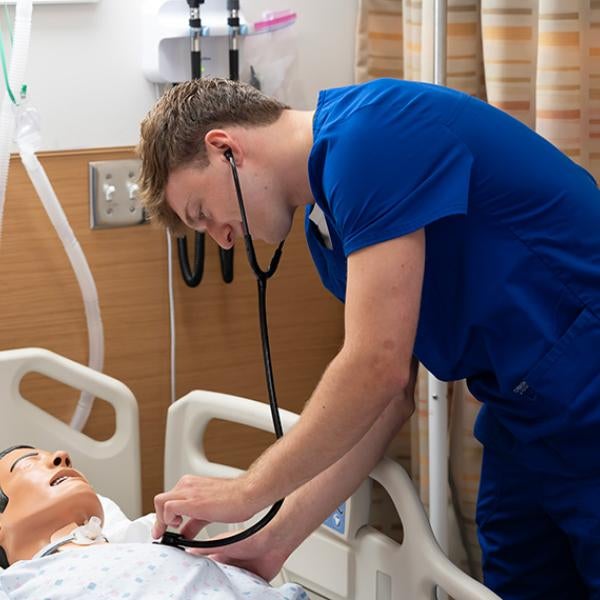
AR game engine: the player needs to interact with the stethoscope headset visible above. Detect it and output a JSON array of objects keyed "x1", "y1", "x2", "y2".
[{"x1": 160, "y1": 149, "x2": 286, "y2": 550}]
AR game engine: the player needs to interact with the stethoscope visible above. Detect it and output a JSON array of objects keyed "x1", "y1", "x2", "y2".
[{"x1": 159, "y1": 149, "x2": 286, "y2": 550}]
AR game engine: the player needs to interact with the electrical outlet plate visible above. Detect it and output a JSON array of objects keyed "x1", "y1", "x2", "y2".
[{"x1": 89, "y1": 159, "x2": 147, "y2": 229}]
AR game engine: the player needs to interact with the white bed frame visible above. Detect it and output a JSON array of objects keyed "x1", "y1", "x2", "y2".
[
  {"x1": 164, "y1": 390, "x2": 500, "y2": 600},
  {"x1": 0, "y1": 348, "x2": 499, "y2": 599},
  {"x1": 0, "y1": 347, "x2": 142, "y2": 519}
]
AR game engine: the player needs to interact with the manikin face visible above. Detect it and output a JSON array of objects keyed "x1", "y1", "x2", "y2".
[{"x1": 0, "y1": 447, "x2": 103, "y2": 564}]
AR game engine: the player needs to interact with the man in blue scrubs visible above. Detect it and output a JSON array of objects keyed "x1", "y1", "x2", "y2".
[{"x1": 138, "y1": 77, "x2": 600, "y2": 599}]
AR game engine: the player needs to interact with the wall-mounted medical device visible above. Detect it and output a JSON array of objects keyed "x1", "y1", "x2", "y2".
[
  {"x1": 142, "y1": 0, "x2": 295, "y2": 83},
  {"x1": 142, "y1": 0, "x2": 296, "y2": 288}
]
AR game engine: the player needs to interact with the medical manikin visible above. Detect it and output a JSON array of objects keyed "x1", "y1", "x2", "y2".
[{"x1": 0, "y1": 446, "x2": 306, "y2": 599}]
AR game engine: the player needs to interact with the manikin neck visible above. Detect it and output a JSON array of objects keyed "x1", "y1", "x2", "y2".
[{"x1": 5, "y1": 516, "x2": 106, "y2": 565}]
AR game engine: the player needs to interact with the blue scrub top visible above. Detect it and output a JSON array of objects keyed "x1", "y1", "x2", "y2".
[{"x1": 305, "y1": 78, "x2": 600, "y2": 475}]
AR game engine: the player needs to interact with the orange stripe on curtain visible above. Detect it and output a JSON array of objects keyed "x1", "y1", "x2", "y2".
[
  {"x1": 368, "y1": 31, "x2": 403, "y2": 41},
  {"x1": 493, "y1": 100, "x2": 531, "y2": 111},
  {"x1": 482, "y1": 26, "x2": 532, "y2": 40},
  {"x1": 538, "y1": 65, "x2": 581, "y2": 72},
  {"x1": 539, "y1": 31, "x2": 580, "y2": 46},
  {"x1": 539, "y1": 12, "x2": 579, "y2": 21},
  {"x1": 537, "y1": 109, "x2": 581, "y2": 119},
  {"x1": 485, "y1": 59, "x2": 531, "y2": 64},
  {"x1": 482, "y1": 8, "x2": 533, "y2": 16},
  {"x1": 448, "y1": 22, "x2": 478, "y2": 36},
  {"x1": 486, "y1": 77, "x2": 532, "y2": 83},
  {"x1": 369, "y1": 68, "x2": 405, "y2": 78}
]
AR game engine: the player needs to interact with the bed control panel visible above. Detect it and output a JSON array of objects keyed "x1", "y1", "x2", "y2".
[
  {"x1": 321, "y1": 480, "x2": 371, "y2": 541},
  {"x1": 323, "y1": 502, "x2": 346, "y2": 534}
]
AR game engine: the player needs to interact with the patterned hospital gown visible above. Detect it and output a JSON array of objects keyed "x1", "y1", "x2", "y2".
[{"x1": 0, "y1": 543, "x2": 308, "y2": 599}]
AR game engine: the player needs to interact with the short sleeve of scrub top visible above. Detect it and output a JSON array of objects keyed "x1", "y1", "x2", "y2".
[{"x1": 308, "y1": 80, "x2": 474, "y2": 262}]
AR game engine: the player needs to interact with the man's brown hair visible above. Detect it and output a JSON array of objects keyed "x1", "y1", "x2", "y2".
[{"x1": 137, "y1": 77, "x2": 288, "y2": 232}]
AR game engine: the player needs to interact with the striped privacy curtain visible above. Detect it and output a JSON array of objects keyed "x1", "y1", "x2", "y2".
[{"x1": 357, "y1": 0, "x2": 600, "y2": 581}]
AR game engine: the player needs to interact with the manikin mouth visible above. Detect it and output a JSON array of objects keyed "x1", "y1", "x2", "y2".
[
  {"x1": 49, "y1": 469, "x2": 83, "y2": 487},
  {"x1": 51, "y1": 476, "x2": 70, "y2": 486}
]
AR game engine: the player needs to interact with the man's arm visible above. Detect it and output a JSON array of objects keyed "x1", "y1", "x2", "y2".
[
  {"x1": 154, "y1": 229, "x2": 425, "y2": 529},
  {"x1": 245, "y1": 229, "x2": 425, "y2": 503},
  {"x1": 265, "y1": 356, "x2": 418, "y2": 559},
  {"x1": 194, "y1": 357, "x2": 418, "y2": 582}
]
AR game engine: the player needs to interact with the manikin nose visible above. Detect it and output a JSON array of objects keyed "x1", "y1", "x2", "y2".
[{"x1": 50, "y1": 450, "x2": 71, "y2": 468}]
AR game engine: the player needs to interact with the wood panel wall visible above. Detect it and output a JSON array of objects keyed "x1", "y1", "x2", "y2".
[{"x1": 0, "y1": 148, "x2": 344, "y2": 513}]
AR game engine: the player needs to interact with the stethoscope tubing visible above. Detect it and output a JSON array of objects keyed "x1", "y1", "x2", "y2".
[{"x1": 159, "y1": 151, "x2": 286, "y2": 550}]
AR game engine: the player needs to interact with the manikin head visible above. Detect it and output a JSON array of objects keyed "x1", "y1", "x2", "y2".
[
  {"x1": 0, "y1": 445, "x2": 103, "y2": 568},
  {"x1": 137, "y1": 77, "x2": 304, "y2": 247}
]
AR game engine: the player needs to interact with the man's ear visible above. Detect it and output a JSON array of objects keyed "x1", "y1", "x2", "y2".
[{"x1": 204, "y1": 130, "x2": 242, "y2": 166}]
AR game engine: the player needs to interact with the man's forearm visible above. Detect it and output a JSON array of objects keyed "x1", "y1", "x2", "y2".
[
  {"x1": 244, "y1": 348, "x2": 411, "y2": 510},
  {"x1": 265, "y1": 382, "x2": 415, "y2": 558}
]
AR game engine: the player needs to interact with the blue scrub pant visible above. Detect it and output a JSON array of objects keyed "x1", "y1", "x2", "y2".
[{"x1": 477, "y1": 447, "x2": 600, "y2": 599}]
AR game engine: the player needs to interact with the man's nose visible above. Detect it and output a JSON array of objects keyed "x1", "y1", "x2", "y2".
[{"x1": 49, "y1": 450, "x2": 72, "y2": 468}]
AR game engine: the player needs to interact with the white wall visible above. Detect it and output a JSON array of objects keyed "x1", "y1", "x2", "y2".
[{"x1": 3, "y1": 0, "x2": 358, "y2": 151}]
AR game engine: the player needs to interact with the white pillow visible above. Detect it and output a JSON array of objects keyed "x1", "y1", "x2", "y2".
[
  {"x1": 98, "y1": 494, "x2": 155, "y2": 543},
  {"x1": 98, "y1": 494, "x2": 130, "y2": 531}
]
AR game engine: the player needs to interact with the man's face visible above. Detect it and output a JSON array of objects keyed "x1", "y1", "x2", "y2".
[
  {"x1": 166, "y1": 160, "x2": 244, "y2": 248},
  {"x1": 166, "y1": 154, "x2": 294, "y2": 247},
  {"x1": 0, "y1": 447, "x2": 103, "y2": 541}
]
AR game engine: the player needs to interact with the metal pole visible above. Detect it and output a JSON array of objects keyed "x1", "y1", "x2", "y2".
[
  {"x1": 429, "y1": 373, "x2": 449, "y2": 600},
  {"x1": 434, "y1": 0, "x2": 447, "y2": 86},
  {"x1": 429, "y1": 2, "x2": 448, "y2": 599}
]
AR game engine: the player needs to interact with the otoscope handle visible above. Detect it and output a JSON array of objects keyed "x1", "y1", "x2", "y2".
[
  {"x1": 191, "y1": 51, "x2": 201, "y2": 79},
  {"x1": 229, "y1": 49, "x2": 239, "y2": 81},
  {"x1": 220, "y1": 247, "x2": 234, "y2": 283}
]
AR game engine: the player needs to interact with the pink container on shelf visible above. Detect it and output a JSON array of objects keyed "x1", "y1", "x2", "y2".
[{"x1": 253, "y1": 10, "x2": 297, "y2": 33}]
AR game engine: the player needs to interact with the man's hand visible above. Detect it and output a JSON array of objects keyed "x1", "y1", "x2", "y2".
[
  {"x1": 152, "y1": 474, "x2": 261, "y2": 540},
  {"x1": 186, "y1": 528, "x2": 288, "y2": 583}
]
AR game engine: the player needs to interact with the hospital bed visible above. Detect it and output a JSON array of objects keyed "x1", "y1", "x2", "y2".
[{"x1": 0, "y1": 348, "x2": 499, "y2": 599}]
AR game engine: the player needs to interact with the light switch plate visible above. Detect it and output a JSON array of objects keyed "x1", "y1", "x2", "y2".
[{"x1": 89, "y1": 159, "x2": 147, "y2": 229}]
